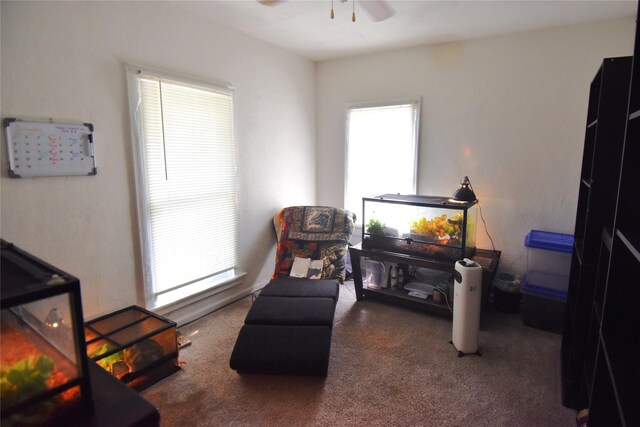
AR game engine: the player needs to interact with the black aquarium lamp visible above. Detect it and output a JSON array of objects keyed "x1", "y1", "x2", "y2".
[{"x1": 449, "y1": 176, "x2": 477, "y2": 203}]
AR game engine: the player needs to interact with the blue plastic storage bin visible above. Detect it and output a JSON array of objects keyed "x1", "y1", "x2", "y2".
[
  {"x1": 524, "y1": 230, "x2": 573, "y2": 290},
  {"x1": 523, "y1": 230, "x2": 573, "y2": 333},
  {"x1": 524, "y1": 230, "x2": 574, "y2": 253}
]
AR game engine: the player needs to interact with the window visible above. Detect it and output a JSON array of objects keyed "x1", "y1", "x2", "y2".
[
  {"x1": 127, "y1": 65, "x2": 240, "y2": 310},
  {"x1": 345, "y1": 99, "x2": 420, "y2": 217}
]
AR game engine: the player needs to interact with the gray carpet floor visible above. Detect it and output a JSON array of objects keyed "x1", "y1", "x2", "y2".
[{"x1": 142, "y1": 281, "x2": 576, "y2": 426}]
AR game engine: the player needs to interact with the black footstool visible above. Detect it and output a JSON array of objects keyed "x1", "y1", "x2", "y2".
[
  {"x1": 259, "y1": 277, "x2": 340, "y2": 301},
  {"x1": 229, "y1": 278, "x2": 340, "y2": 376},
  {"x1": 245, "y1": 296, "x2": 337, "y2": 327},
  {"x1": 230, "y1": 325, "x2": 332, "y2": 376}
]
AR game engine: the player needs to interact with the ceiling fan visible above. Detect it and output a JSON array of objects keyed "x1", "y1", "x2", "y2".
[{"x1": 258, "y1": 0, "x2": 396, "y2": 23}]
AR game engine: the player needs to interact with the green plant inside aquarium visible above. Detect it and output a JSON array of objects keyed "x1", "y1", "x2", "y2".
[
  {"x1": 366, "y1": 218, "x2": 385, "y2": 236},
  {"x1": 90, "y1": 343, "x2": 124, "y2": 372},
  {"x1": 1, "y1": 354, "x2": 54, "y2": 408}
]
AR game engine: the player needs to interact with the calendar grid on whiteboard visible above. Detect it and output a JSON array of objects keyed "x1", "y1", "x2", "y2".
[{"x1": 4, "y1": 118, "x2": 97, "y2": 177}]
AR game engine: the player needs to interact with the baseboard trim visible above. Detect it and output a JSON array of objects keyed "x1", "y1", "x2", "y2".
[{"x1": 158, "y1": 279, "x2": 261, "y2": 327}]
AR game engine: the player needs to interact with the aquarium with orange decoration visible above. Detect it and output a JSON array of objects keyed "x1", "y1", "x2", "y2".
[
  {"x1": 361, "y1": 194, "x2": 477, "y2": 261},
  {"x1": 1, "y1": 240, "x2": 93, "y2": 426}
]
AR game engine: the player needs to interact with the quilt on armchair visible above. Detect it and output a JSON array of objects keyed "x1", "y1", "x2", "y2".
[{"x1": 272, "y1": 206, "x2": 356, "y2": 283}]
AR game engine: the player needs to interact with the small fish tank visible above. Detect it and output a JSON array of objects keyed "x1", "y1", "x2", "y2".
[
  {"x1": 1, "y1": 239, "x2": 93, "y2": 426},
  {"x1": 84, "y1": 305, "x2": 178, "y2": 391},
  {"x1": 362, "y1": 194, "x2": 477, "y2": 261}
]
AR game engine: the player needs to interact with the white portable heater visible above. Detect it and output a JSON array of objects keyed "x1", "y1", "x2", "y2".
[{"x1": 451, "y1": 258, "x2": 483, "y2": 357}]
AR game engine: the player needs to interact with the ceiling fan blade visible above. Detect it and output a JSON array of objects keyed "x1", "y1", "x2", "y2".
[
  {"x1": 359, "y1": 0, "x2": 395, "y2": 22},
  {"x1": 257, "y1": 0, "x2": 286, "y2": 6}
]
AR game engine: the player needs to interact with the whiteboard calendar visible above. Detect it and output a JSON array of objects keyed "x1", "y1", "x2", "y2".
[{"x1": 4, "y1": 118, "x2": 96, "y2": 178}]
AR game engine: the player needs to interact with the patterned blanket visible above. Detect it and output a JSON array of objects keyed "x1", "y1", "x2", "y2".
[{"x1": 273, "y1": 206, "x2": 356, "y2": 283}]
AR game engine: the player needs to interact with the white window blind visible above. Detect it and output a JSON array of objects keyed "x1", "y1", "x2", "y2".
[
  {"x1": 128, "y1": 66, "x2": 238, "y2": 309},
  {"x1": 345, "y1": 99, "x2": 420, "y2": 216}
]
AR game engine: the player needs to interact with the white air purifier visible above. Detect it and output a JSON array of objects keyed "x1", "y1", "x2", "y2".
[{"x1": 451, "y1": 258, "x2": 483, "y2": 356}]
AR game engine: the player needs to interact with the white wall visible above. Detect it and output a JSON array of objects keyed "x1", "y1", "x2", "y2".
[
  {"x1": 316, "y1": 18, "x2": 635, "y2": 274},
  {"x1": 2, "y1": 2, "x2": 635, "y2": 320},
  {"x1": 1, "y1": 1, "x2": 317, "y2": 319}
]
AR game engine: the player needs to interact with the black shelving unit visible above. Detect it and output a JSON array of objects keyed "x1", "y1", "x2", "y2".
[
  {"x1": 561, "y1": 55, "x2": 632, "y2": 410},
  {"x1": 562, "y1": 3, "x2": 640, "y2": 425}
]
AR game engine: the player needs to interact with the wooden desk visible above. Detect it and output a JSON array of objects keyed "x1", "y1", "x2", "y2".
[{"x1": 349, "y1": 243, "x2": 500, "y2": 318}]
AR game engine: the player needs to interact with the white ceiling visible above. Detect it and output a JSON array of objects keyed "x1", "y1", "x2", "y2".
[{"x1": 172, "y1": 0, "x2": 637, "y2": 61}]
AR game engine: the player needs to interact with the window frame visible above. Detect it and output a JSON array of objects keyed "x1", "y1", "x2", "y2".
[
  {"x1": 343, "y1": 97, "x2": 421, "y2": 220},
  {"x1": 126, "y1": 64, "x2": 241, "y2": 310}
]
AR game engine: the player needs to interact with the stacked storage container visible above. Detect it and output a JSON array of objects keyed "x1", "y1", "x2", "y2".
[{"x1": 522, "y1": 230, "x2": 573, "y2": 333}]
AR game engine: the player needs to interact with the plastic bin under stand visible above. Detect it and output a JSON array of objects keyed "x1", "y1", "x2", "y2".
[{"x1": 521, "y1": 275, "x2": 567, "y2": 334}]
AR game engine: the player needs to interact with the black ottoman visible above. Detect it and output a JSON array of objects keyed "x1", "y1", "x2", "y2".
[
  {"x1": 259, "y1": 277, "x2": 340, "y2": 301},
  {"x1": 229, "y1": 278, "x2": 340, "y2": 376},
  {"x1": 230, "y1": 325, "x2": 332, "y2": 376},
  {"x1": 245, "y1": 296, "x2": 337, "y2": 327}
]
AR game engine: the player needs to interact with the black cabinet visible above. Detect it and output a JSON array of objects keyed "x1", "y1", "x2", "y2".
[
  {"x1": 561, "y1": 56, "x2": 632, "y2": 410},
  {"x1": 562, "y1": 3, "x2": 640, "y2": 425}
]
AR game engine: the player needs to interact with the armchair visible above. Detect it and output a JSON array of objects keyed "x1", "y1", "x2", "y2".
[
  {"x1": 272, "y1": 206, "x2": 356, "y2": 283},
  {"x1": 229, "y1": 206, "x2": 356, "y2": 376}
]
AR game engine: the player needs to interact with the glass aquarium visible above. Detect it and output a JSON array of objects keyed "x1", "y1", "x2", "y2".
[
  {"x1": 362, "y1": 194, "x2": 477, "y2": 261},
  {"x1": 84, "y1": 305, "x2": 178, "y2": 391},
  {"x1": 1, "y1": 239, "x2": 92, "y2": 426}
]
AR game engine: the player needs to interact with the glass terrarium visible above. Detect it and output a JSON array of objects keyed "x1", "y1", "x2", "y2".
[
  {"x1": 1, "y1": 240, "x2": 92, "y2": 426},
  {"x1": 362, "y1": 194, "x2": 477, "y2": 261},
  {"x1": 84, "y1": 305, "x2": 178, "y2": 391}
]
